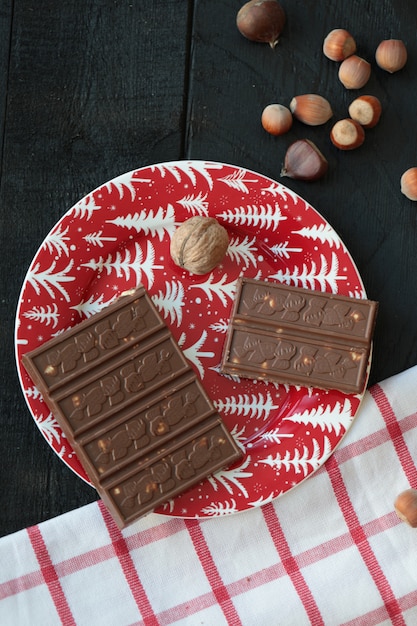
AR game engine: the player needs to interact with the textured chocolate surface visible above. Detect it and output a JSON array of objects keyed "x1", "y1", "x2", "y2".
[
  {"x1": 22, "y1": 287, "x2": 242, "y2": 527},
  {"x1": 221, "y1": 278, "x2": 378, "y2": 394}
]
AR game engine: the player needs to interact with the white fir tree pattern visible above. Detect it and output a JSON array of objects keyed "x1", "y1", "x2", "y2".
[
  {"x1": 106, "y1": 204, "x2": 176, "y2": 241},
  {"x1": 36, "y1": 412, "x2": 63, "y2": 446},
  {"x1": 23, "y1": 303, "x2": 60, "y2": 328},
  {"x1": 207, "y1": 455, "x2": 253, "y2": 497},
  {"x1": 151, "y1": 161, "x2": 222, "y2": 189},
  {"x1": 15, "y1": 334, "x2": 28, "y2": 347},
  {"x1": 201, "y1": 500, "x2": 239, "y2": 516},
  {"x1": 269, "y1": 251, "x2": 345, "y2": 292},
  {"x1": 178, "y1": 330, "x2": 214, "y2": 378},
  {"x1": 228, "y1": 424, "x2": 247, "y2": 450},
  {"x1": 151, "y1": 280, "x2": 184, "y2": 327},
  {"x1": 269, "y1": 241, "x2": 303, "y2": 260},
  {"x1": 209, "y1": 318, "x2": 229, "y2": 334},
  {"x1": 130, "y1": 173, "x2": 153, "y2": 187},
  {"x1": 262, "y1": 181, "x2": 300, "y2": 205},
  {"x1": 81, "y1": 240, "x2": 162, "y2": 288},
  {"x1": 25, "y1": 385, "x2": 44, "y2": 401},
  {"x1": 282, "y1": 399, "x2": 353, "y2": 436},
  {"x1": 218, "y1": 168, "x2": 258, "y2": 193},
  {"x1": 218, "y1": 203, "x2": 287, "y2": 231},
  {"x1": 260, "y1": 430, "x2": 295, "y2": 445},
  {"x1": 249, "y1": 492, "x2": 280, "y2": 508},
  {"x1": 260, "y1": 436, "x2": 332, "y2": 478},
  {"x1": 27, "y1": 259, "x2": 75, "y2": 302},
  {"x1": 349, "y1": 288, "x2": 366, "y2": 299},
  {"x1": 71, "y1": 193, "x2": 101, "y2": 220},
  {"x1": 292, "y1": 223, "x2": 344, "y2": 249},
  {"x1": 55, "y1": 445, "x2": 68, "y2": 460},
  {"x1": 102, "y1": 174, "x2": 149, "y2": 203},
  {"x1": 189, "y1": 273, "x2": 236, "y2": 307},
  {"x1": 176, "y1": 192, "x2": 209, "y2": 216},
  {"x1": 226, "y1": 235, "x2": 258, "y2": 268},
  {"x1": 83, "y1": 230, "x2": 118, "y2": 248},
  {"x1": 70, "y1": 293, "x2": 117, "y2": 318},
  {"x1": 214, "y1": 392, "x2": 280, "y2": 421},
  {"x1": 44, "y1": 225, "x2": 71, "y2": 257}
]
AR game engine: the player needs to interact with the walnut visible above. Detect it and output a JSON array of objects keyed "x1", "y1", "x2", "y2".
[{"x1": 170, "y1": 216, "x2": 229, "y2": 275}]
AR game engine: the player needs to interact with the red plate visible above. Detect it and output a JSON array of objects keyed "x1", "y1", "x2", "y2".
[{"x1": 15, "y1": 160, "x2": 368, "y2": 518}]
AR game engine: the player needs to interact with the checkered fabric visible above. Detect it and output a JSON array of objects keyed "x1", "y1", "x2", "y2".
[{"x1": 1, "y1": 365, "x2": 417, "y2": 626}]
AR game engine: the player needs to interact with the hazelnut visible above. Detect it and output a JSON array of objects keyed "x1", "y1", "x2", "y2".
[
  {"x1": 348, "y1": 95, "x2": 382, "y2": 128},
  {"x1": 261, "y1": 103, "x2": 293, "y2": 135},
  {"x1": 400, "y1": 167, "x2": 417, "y2": 201},
  {"x1": 376, "y1": 39, "x2": 407, "y2": 73},
  {"x1": 330, "y1": 118, "x2": 365, "y2": 150},
  {"x1": 338, "y1": 55, "x2": 371, "y2": 89},
  {"x1": 289, "y1": 94, "x2": 333, "y2": 126},
  {"x1": 394, "y1": 488, "x2": 417, "y2": 527},
  {"x1": 44, "y1": 364, "x2": 57, "y2": 376},
  {"x1": 170, "y1": 216, "x2": 229, "y2": 275},
  {"x1": 323, "y1": 28, "x2": 357, "y2": 61}
]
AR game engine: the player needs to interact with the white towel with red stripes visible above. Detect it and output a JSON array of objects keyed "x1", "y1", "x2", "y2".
[{"x1": 1, "y1": 365, "x2": 417, "y2": 626}]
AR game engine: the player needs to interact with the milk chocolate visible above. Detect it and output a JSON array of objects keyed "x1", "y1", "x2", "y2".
[
  {"x1": 22, "y1": 286, "x2": 242, "y2": 527},
  {"x1": 221, "y1": 277, "x2": 378, "y2": 393}
]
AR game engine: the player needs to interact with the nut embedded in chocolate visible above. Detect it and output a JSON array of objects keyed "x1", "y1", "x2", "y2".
[{"x1": 220, "y1": 277, "x2": 378, "y2": 394}]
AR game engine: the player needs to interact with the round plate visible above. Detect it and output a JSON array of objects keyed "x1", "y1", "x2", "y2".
[{"x1": 15, "y1": 160, "x2": 367, "y2": 518}]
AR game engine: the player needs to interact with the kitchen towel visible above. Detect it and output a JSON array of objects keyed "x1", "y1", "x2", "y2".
[{"x1": 1, "y1": 365, "x2": 417, "y2": 626}]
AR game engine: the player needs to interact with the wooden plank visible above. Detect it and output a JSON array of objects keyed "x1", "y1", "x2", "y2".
[
  {"x1": 0, "y1": 0, "x2": 190, "y2": 536},
  {"x1": 0, "y1": 0, "x2": 13, "y2": 159},
  {"x1": 186, "y1": 0, "x2": 417, "y2": 385}
]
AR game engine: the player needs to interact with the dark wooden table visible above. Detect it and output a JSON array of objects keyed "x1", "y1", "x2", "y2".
[{"x1": 1, "y1": 0, "x2": 416, "y2": 538}]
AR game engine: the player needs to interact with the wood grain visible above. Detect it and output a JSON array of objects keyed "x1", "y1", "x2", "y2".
[
  {"x1": 1, "y1": 0, "x2": 416, "y2": 537},
  {"x1": 187, "y1": 0, "x2": 417, "y2": 384},
  {"x1": 0, "y1": 0, "x2": 190, "y2": 536}
]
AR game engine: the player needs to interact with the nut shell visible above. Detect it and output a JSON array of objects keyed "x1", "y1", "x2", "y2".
[
  {"x1": 338, "y1": 55, "x2": 371, "y2": 89},
  {"x1": 376, "y1": 39, "x2": 407, "y2": 73},
  {"x1": 400, "y1": 167, "x2": 417, "y2": 201},
  {"x1": 262, "y1": 103, "x2": 293, "y2": 135},
  {"x1": 323, "y1": 28, "x2": 356, "y2": 61},
  {"x1": 330, "y1": 118, "x2": 365, "y2": 150},
  {"x1": 289, "y1": 94, "x2": 333, "y2": 126},
  {"x1": 394, "y1": 488, "x2": 417, "y2": 527},
  {"x1": 170, "y1": 216, "x2": 229, "y2": 275},
  {"x1": 348, "y1": 95, "x2": 382, "y2": 128},
  {"x1": 281, "y1": 139, "x2": 328, "y2": 181}
]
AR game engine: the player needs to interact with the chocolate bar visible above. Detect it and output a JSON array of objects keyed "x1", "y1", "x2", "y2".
[
  {"x1": 221, "y1": 277, "x2": 378, "y2": 394},
  {"x1": 22, "y1": 286, "x2": 242, "y2": 528}
]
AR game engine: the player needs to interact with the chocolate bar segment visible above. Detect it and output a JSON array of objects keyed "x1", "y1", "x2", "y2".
[
  {"x1": 22, "y1": 286, "x2": 242, "y2": 527},
  {"x1": 221, "y1": 278, "x2": 378, "y2": 394},
  {"x1": 101, "y1": 415, "x2": 238, "y2": 527},
  {"x1": 78, "y1": 372, "x2": 215, "y2": 482}
]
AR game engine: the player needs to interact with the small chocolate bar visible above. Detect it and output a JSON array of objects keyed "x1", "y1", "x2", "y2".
[
  {"x1": 221, "y1": 277, "x2": 378, "y2": 394},
  {"x1": 22, "y1": 286, "x2": 242, "y2": 528}
]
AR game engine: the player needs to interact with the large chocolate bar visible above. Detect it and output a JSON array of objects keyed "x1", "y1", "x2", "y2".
[
  {"x1": 22, "y1": 286, "x2": 242, "y2": 527},
  {"x1": 221, "y1": 277, "x2": 378, "y2": 393}
]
